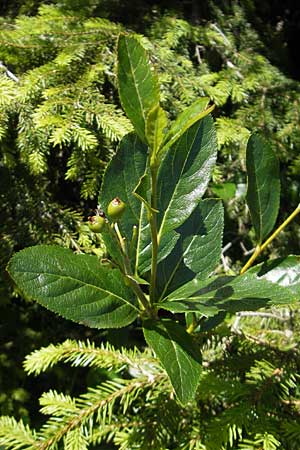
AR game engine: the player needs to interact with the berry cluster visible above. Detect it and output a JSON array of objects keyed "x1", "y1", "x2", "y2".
[{"x1": 88, "y1": 197, "x2": 126, "y2": 233}]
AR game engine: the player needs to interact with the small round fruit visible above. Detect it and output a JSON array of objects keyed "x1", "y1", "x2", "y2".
[
  {"x1": 107, "y1": 197, "x2": 126, "y2": 221},
  {"x1": 88, "y1": 214, "x2": 106, "y2": 233}
]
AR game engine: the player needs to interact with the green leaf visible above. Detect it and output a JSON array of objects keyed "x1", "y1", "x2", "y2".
[
  {"x1": 143, "y1": 319, "x2": 202, "y2": 404},
  {"x1": 253, "y1": 255, "x2": 300, "y2": 295},
  {"x1": 246, "y1": 134, "x2": 280, "y2": 243},
  {"x1": 8, "y1": 245, "x2": 138, "y2": 329},
  {"x1": 133, "y1": 173, "x2": 158, "y2": 215},
  {"x1": 100, "y1": 224, "x2": 124, "y2": 268},
  {"x1": 146, "y1": 105, "x2": 168, "y2": 154},
  {"x1": 156, "y1": 199, "x2": 224, "y2": 300},
  {"x1": 137, "y1": 115, "x2": 218, "y2": 274},
  {"x1": 137, "y1": 228, "x2": 180, "y2": 274},
  {"x1": 98, "y1": 132, "x2": 179, "y2": 275},
  {"x1": 211, "y1": 182, "x2": 236, "y2": 201},
  {"x1": 185, "y1": 310, "x2": 226, "y2": 333},
  {"x1": 158, "y1": 98, "x2": 214, "y2": 157},
  {"x1": 157, "y1": 115, "x2": 218, "y2": 240},
  {"x1": 117, "y1": 35, "x2": 160, "y2": 142},
  {"x1": 198, "y1": 312, "x2": 227, "y2": 332},
  {"x1": 159, "y1": 299, "x2": 220, "y2": 316},
  {"x1": 99, "y1": 133, "x2": 148, "y2": 254},
  {"x1": 161, "y1": 256, "x2": 300, "y2": 315}
]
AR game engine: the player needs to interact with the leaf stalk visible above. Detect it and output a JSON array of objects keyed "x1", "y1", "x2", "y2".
[{"x1": 106, "y1": 221, "x2": 152, "y2": 315}]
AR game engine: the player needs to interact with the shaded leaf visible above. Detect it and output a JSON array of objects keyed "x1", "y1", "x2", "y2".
[
  {"x1": 160, "y1": 301, "x2": 219, "y2": 317},
  {"x1": 8, "y1": 245, "x2": 138, "y2": 329},
  {"x1": 99, "y1": 132, "x2": 174, "y2": 275},
  {"x1": 198, "y1": 312, "x2": 227, "y2": 332},
  {"x1": 157, "y1": 115, "x2": 218, "y2": 240},
  {"x1": 137, "y1": 228, "x2": 180, "y2": 275},
  {"x1": 246, "y1": 134, "x2": 280, "y2": 243},
  {"x1": 100, "y1": 223, "x2": 124, "y2": 268},
  {"x1": 137, "y1": 115, "x2": 218, "y2": 274},
  {"x1": 143, "y1": 319, "x2": 202, "y2": 404},
  {"x1": 157, "y1": 199, "x2": 224, "y2": 300},
  {"x1": 185, "y1": 311, "x2": 226, "y2": 333},
  {"x1": 162, "y1": 256, "x2": 300, "y2": 314}
]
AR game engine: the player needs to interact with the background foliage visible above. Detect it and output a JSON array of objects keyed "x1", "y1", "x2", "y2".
[{"x1": 1, "y1": 0, "x2": 300, "y2": 448}]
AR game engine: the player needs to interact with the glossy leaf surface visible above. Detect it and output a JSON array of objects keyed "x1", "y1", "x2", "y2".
[
  {"x1": 157, "y1": 199, "x2": 224, "y2": 300},
  {"x1": 246, "y1": 134, "x2": 280, "y2": 243},
  {"x1": 253, "y1": 255, "x2": 300, "y2": 295},
  {"x1": 8, "y1": 246, "x2": 138, "y2": 328},
  {"x1": 146, "y1": 105, "x2": 168, "y2": 154},
  {"x1": 133, "y1": 173, "x2": 155, "y2": 215},
  {"x1": 158, "y1": 98, "x2": 213, "y2": 156},
  {"x1": 137, "y1": 115, "x2": 218, "y2": 274},
  {"x1": 161, "y1": 256, "x2": 300, "y2": 315},
  {"x1": 143, "y1": 319, "x2": 202, "y2": 404},
  {"x1": 137, "y1": 226, "x2": 179, "y2": 275},
  {"x1": 117, "y1": 35, "x2": 159, "y2": 142},
  {"x1": 157, "y1": 115, "x2": 217, "y2": 240}
]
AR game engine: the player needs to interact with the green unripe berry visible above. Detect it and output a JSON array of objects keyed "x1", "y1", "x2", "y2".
[
  {"x1": 88, "y1": 213, "x2": 106, "y2": 233},
  {"x1": 107, "y1": 197, "x2": 126, "y2": 221}
]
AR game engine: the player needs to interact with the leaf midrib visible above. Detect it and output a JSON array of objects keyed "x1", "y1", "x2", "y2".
[
  {"x1": 157, "y1": 126, "x2": 199, "y2": 243},
  {"x1": 125, "y1": 39, "x2": 146, "y2": 125},
  {"x1": 252, "y1": 146, "x2": 264, "y2": 243},
  {"x1": 168, "y1": 286, "x2": 296, "y2": 303},
  {"x1": 162, "y1": 326, "x2": 184, "y2": 399},
  {"x1": 158, "y1": 204, "x2": 218, "y2": 302},
  {"x1": 13, "y1": 268, "x2": 139, "y2": 311}
]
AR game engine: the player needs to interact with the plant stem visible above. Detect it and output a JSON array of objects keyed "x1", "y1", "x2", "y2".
[
  {"x1": 260, "y1": 204, "x2": 300, "y2": 252},
  {"x1": 126, "y1": 276, "x2": 153, "y2": 316},
  {"x1": 106, "y1": 222, "x2": 152, "y2": 315},
  {"x1": 149, "y1": 165, "x2": 159, "y2": 305},
  {"x1": 186, "y1": 313, "x2": 198, "y2": 334},
  {"x1": 114, "y1": 222, "x2": 126, "y2": 254},
  {"x1": 240, "y1": 244, "x2": 261, "y2": 275},
  {"x1": 129, "y1": 225, "x2": 138, "y2": 260},
  {"x1": 240, "y1": 203, "x2": 300, "y2": 274}
]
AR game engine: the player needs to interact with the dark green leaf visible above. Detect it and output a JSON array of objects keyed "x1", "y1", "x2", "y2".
[
  {"x1": 137, "y1": 228, "x2": 180, "y2": 274},
  {"x1": 99, "y1": 133, "x2": 148, "y2": 262},
  {"x1": 185, "y1": 311, "x2": 226, "y2": 333},
  {"x1": 160, "y1": 301, "x2": 219, "y2": 316},
  {"x1": 8, "y1": 245, "x2": 138, "y2": 329},
  {"x1": 117, "y1": 35, "x2": 160, "y2": 142},
  {"x1": 157, "y1": 199, "x2": 224, "y2": 300},
  {"x1": 137, "y1": 115, "x2": 218, "y2": 274},
  {"x1": 198, "y1": 312, "x2": 227, "y2": 332},
  {"x1": 162, "y1": 256, "x2": 300, "y2": 314},
  {"x1": 157, "y1": 115, "x2": 218, "y2": 239},
  {"x1": 246, "y1": 134, "x2": 280, "y2": 243},
  {"x1": 100, "y1": 224, "x2": 124, "y2": 268},
  {"x1": 143, "y1": 319, "x2": 202, "y2": 404}
]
